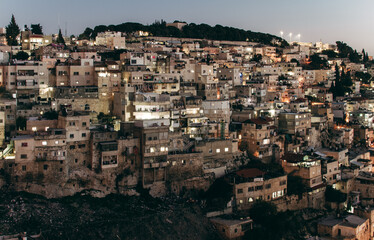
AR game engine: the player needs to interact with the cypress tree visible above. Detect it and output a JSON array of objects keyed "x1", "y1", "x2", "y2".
[
  {"x1": 56, "y1": 29, "x2": 65, "y2": 45},
  {"x1": 5, "y1": 14, "x2": 20, "y2": 46}
]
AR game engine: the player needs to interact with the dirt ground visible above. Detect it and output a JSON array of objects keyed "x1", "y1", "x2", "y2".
[{"x1": 0, "y1": 190, "x2": 222, "y2": 240}]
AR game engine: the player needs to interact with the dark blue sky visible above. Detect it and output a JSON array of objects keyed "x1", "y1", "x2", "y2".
[{"x1": 2, "y1": 0, "x2": 374, "y2": 54}]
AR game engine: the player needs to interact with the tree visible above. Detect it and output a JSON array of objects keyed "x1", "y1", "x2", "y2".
[
  {"x1": 322, "y1": 49, "x2": 338, "y2": 58},
  {"x1": 56, "y1": 29, "x2": 65, "y2": 45},
  {"x1": 239, "y1": 141, "x2": 249, "y2": 152},
  {"x1": 251, "y1": 54, "x2": 262, "y2": 62},
  {"x1": 306, "y1": 54, "x2": 328, "y2": 70},
  {"x1": 336, "y1": 41, "x2": 353, "y2": 58},
  {"x1": 355, "y1": 71, "x2": 372, "y2": 84},
  {"x1": 249, "y1": 201, "x2": 277, "y2": 227},
  {"x1": 31, "y1": 24, "x2": 43, "y2": 35},
  {"x1": 5, "y1": 14, "x2": 20, "y2": 46},
  {"x1": 341, "y1": 70, "x2": 353, "y2": 87},
  {"x1": 325, "y1": 185, "x2": 347, "y2": 203},
  {"x1": 330, "y1": 64, "x2": 345, "y2": 97},
  {"x1": 290, "y1": 58, "x2": 300, "y2": 66},
  {"x1": 349, "y1": 50, "x2": 361, "y2": 63},
  {"x1": 204, "y1": 178, "x2": 233, "y2": 210},
  {"x1": 14, "y1": 51, "x2": 29, "y2": 60},
  {"x1": 362, "y1": 49, "x2": 369, "y2": 63},
  {"x1": 78, "y1": 27, "x2": 93, "y2": 40},
  {"x1": 287, "y1": 175, "x2": 307, "y2": 196}
]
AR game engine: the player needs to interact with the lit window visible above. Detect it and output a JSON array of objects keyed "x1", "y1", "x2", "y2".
[
  {"x1": 150, "y1": 147, "x2": 155, "y2": 153},
  {"x1": 32, "y1": 127, "x2": 37, "y2": 131},
  {"x1": 225, "y1": 148, "x2": 229, "y2": 152},
  {"x1": 42, "y1": 141, "x2": 47, "y2": 146},
  {"x1": 55, "y1": 141, "x2": 59, "y2": 144},
  {"x1": 160, "y1": 147, "x2": 165, "y2": 152},
  {"x1": 216, "y1": 149, "x2": 220, "y2": 153}
]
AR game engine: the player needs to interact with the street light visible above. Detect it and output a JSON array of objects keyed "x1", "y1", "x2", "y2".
[
  {"x1": 280, "y1": 31, "x2": 284, "y2": 39},
  {"x1": 297, "y1": 34, "x2": 301, "y2": 42},
  {"x1": 289, "y1": 33, "x2": 292, "y2": 42}
]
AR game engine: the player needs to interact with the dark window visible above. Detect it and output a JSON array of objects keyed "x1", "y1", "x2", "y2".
[
  {"x1": 248, "y1": 187, "x2": 254, "y2": 192},
  {"x1": 20, "y1": 154, "x2": 27, "y2": 159},
  {"x1": 70, "y1": 145, "x2": 75, "y2": 150},
  {"x1": 70, "y1": 134, "x2": 74, "y2": 139},
  {"x1": 74, "y1": 72, "x2": 79, "y2": 76},
  {"x1": 43, "y1": 164, "x2": 48, "y2": 170},
  {"x1": 22, "y1": 165, "x2": 26, "y2": 171},
  {"x1": 237, "y1": 189, "x2": 243, "y2": 194},
  {"x1": 82, "y1": 133, "x2": 86, "y2": 137},
  {"x1": 265, "y1": 184, "x2": 271, "y2": 189},
  {"x1": 21, "y1": 142, "x2": 28, "y2": 147}
]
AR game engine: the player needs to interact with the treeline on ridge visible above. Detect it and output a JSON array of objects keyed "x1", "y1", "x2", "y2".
[{"x1": 79, "y1": 20, "x2": 287, "y2": 46}]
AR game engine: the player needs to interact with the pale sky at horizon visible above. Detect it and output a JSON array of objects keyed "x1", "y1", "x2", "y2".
[{"x1": 1, "y1": 0, "x2": 374, "y2": 54}]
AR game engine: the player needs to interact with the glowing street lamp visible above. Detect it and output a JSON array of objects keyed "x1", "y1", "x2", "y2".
[
  {"x1": 289, "y1": 33, "x2": 292, "y2": 42},
  {"x1": 280, "y1": 31, "x2": 284, "y2": 39},
  {"x1": 297, "y1": 34, "x2": 301, "y2": 42}
]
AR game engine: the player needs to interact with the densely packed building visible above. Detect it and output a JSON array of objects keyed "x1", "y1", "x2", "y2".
[{"x1": 3, "y1": 24, "x2": 374, "y2": 238}]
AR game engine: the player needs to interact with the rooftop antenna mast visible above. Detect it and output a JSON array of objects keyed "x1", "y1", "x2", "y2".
[
  {"x1": 58, "y1": 13, "x2": 60, "y2": 31},
  {"x1": 65, "y1": 22, "x2": 67, "y2": 37}
]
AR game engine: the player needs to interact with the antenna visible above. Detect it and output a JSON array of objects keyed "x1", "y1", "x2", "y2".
[
  {"x1": 58, "y1": 13, "x2": 60, "y2": 30},
  {"x1": 65, "y1": 22, "x2": 67, "y2": 37}
]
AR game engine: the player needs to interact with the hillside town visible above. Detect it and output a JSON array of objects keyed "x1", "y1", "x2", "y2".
[{"x1": 2, "y1": 16, "x2": 374, "y2": 239}]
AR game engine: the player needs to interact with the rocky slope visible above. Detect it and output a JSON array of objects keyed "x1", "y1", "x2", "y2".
[{"x1": 0, "y1": 190, "x2": 222, "y2": 240}]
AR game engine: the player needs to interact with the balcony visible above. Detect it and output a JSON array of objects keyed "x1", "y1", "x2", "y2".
[
  {"x1": 16, "y1": 80, "x2": 37, "y2": 89},
  {"x1": 17, "y1": 70, "x2": 36, "y2": 77}
]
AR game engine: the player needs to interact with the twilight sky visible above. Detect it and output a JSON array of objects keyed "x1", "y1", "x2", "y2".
[{"x1": 1, "y1": 0, "x2": 374, "y2": 54}]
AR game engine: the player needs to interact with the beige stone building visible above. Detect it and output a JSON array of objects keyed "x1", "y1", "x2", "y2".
[
  {"x1": 318, "y1": 215, "x2": 370, "y2": 240},
  {"x1": 282, "y1": 153, "x2": 323, "y2": 188},
  {"x1": 211, "y1": 217, "x2": 253, "y2": 239},
  {"x1": 133, "y1": 119, "x2": 170, "y2": 187},
  {"x1": 241, "y1": 117, "x2": 276, "y2": 161},
  {"x1": 232, "y1": 168, "x2": 287, "y2": 210}
]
